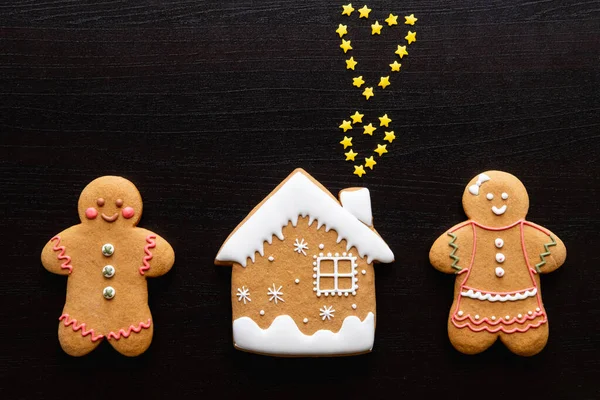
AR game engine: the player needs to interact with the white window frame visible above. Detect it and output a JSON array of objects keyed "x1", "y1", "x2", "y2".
[{"x1": 312, "y1": 252, "x2": 358, "y2": 297}]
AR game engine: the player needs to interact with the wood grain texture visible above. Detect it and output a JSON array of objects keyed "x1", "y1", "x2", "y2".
[{"x1": 0, "y1": 0, "x2": 599, "y2": 398}]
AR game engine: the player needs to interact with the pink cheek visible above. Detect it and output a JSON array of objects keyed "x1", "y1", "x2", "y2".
[
  {"x1": 122, "y1": 207, "x2": 135, "y2": 219},
  {"x1": 85, "y1": 207, "x2": 98, "y2": 219}
]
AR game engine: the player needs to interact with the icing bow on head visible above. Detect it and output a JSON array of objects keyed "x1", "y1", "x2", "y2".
[{"x1": 468, "y1": 173, "x2": 491, "y2": 195}]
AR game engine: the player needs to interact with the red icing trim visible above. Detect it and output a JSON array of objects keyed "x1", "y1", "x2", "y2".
[
  {"x1": 59, "y1": 314, "x2": 104, "y2": 342},
  {"x1": 51, "y1": 236, "x2": 73, "y2": 274},
  {"x1": 106, "y1": 319, "x2": 152, "y2": 340},
  {"x1": 139, "y1": 235, "x2": 157, "y2": 275}
]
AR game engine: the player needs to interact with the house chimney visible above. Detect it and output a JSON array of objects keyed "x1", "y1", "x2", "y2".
[{"x1": 339, "y1": 188, "x2": 373, "y2": 226}]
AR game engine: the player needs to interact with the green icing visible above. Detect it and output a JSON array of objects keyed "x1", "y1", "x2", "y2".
[
  {"x1": 447, "y1": 232, "x2": 462, "y2": 272},
  {"x1": 535, "y1": 235, "x2": 557, "y2": 273}
]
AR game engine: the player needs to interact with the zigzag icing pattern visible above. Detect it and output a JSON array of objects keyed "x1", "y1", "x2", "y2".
[
  {"x1": 59, "y1": 314, "x2": 103, "y2": 341},
  {"x1": 451, "y1": 315, "x2": 547, "y2": 334},
  {"x1": 447, "y1": 232, "x2": 462, "y2": 271},
  {"x1": 460, "y1": 286, "x2": 537, "y2": 302},
  {"x1": 60, "y1": 314, "x2": 152, "y2": 341},
  {"x1": 106, "y1": 319, "x2": 152, "y2": 340},
  {"x1": 51, "y1": 236, "x2": 73, "y2": 273},
  {"x1": 535, "y1": 235, "x2": 557, "y2": 272},
  {"x1": 453, "y1": 309, "x2": 545, "y2": 326},
  {"x1": 139, "y1": 235, "x2": 157, "y2": 275}
]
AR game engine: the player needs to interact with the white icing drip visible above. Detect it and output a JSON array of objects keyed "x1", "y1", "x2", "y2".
[
  {"x1": 492, "y1": 205, "x2": 507, "y2": 215},
  {"x1": 339, "y1": 188, "x2": 373, "y2": 226},
  {"x1": 215, "y1": 171, "x2": 394, "y2": 267},
  {"x1": 461, "y1": 288, "x2": 537, "y2": 302},
  {"x1": 232, "y1": 312, "x2": 375, "y2": 356}
]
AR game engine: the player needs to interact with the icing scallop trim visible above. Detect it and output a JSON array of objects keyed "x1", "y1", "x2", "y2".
[
  {"x1": 460, "y1": 286, "x2": 537, "y2": 302},
  {"x1": 453, "y1": 309, "x2": 544, "y2": 326},
  {"x1": 139, "y1": 235, "x2": 156, "y2": 275},
  {"x1": 451, "y1": 315, "x2": 547, "y2": 334},
  {"x1": 51, "y1": 236, "x2": 73, "y2": 274},
  {"x1": 59, "y1": 314, "x2": 103, "y2": 341}
]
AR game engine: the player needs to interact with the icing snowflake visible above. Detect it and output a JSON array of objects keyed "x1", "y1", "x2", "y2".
[
  {"x1": 236, "y1": 286, "x2": 251, "y2": 304},
  {"x1": 293, "y1": 238, "x2": 309, "y2": 256},
  {"x1": 267, "y1": 284, "x2": 285, "y2": 304},
  {"x1": 319, "y1": 305, "x2": 335, "y2": 321}
]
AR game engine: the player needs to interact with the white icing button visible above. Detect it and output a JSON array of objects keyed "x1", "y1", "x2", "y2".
[
  {"x1": 474, "y1": 314, "x2": 480, "y2": 320},
  {"x1": 495, "y1": 266, "x2": 505, "y2": 277},
  {"x1": 502, "y1": 192, "x2": 509, "y2": 200},
  {"x1": 103, "y1": 286, "x2": 115, "y2": 300},
  {"x1": 536, "y1": 307, "x2": 541, "y2": 312},
  {"x1": 101, "y1": 243, "x2": 114, "y2": 257},
  {"x1": 319, "y1": 244, "x2": 325, "y2": 250},
  {"x1": 491, "y1": 316, "x2": 496, "y2": 321},
  {"x1": 361, "y1": 270, "x2": 366, "y2": 275},
  {"x1": 259, "y1": 310, "x2": 265, "y2": 316},
  {"x1": 528, "y1": 311, "x2": 533, "y2": 315},
  {"x1": 268, "y1": 256, "x2": 274, "y2": 262},
  {"x1": 295, "y1": 279, "x2": 300, "y2": 284},
  {"x1": 457, "y1": 310, "x2": 464, "y2": 316},
  {"x1": 303, "y1": 318, "x2": 308, "y2": 323},
  {"x1": 495, "y1": 253, "x2": 505, "y2": 263},
  {"x1": 486, "y1": 193, "x2": 494, "y2": 200},
  {"x1": 352, "y1": 304, "x2": 357, "y2": 310},
  {"x1": 495, "y1": 238, "x2": 504, "y2": 248},
  {"x1": 102, "y1": 265, "x2": 115, "y2": 278}
]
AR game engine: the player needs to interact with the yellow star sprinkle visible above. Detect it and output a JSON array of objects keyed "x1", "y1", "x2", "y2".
[
  {"x1": 353, "y1": 76, "x2": 365, "y2": 87},
  {"x1": 405, "y1": 31, "x2": 416, "y2": 44},
  {"x1": 363, "y1": 123, "x2": 376, "y2": 135},
  {"x1": 340, "y1": 39, "x2": 353, "y2": 53},
  {"x1": 404, "y1": 14, "x2": 418, "y2": 25},
  {"x1": 378, "y1": 76, "x2": 391, "y2": 89},
  {"x1": 350, "y1": 111, "x2": 364, "y2": 124},
  {"x1": 395, "y1": 45, "x2": 408, "y2": 58},
  {"x1": 346, "y1": 56, "x2": 358, "y2": 70},
  {"x1": 362, "y1": 87, "x2": 374, "y2": 100},
  {"x1": 340, "y1": 136, "x2": 353, "y2": 149},
  {"x1": 339, "y1": 120, "x2": 353, "y2": 132},
  {"x1": 358, "y1": 5, "x2": 371, "y2": 19},
  {"x1": 371, "y1": 21, "x2": 383, "y2": 35},
  {"x1": 336, "y1": 24, "x2": 348, "y2": 38},
  {"x1": 379, "y1": 114, "x2": 392, "y2": 127},
  {"x1": 345, "y1": 149, "x2": 358, "y2": 161},
  {"x1": 384, "y1": 131, "x2": 396, "y2": 143},
  {"x1": 354, "y1": 165, "x2": 366, "y2": 177},
  {"x1": 342, "y1": 4, "x2": 354, "y2": 16},
  {"x1": 374, "y1": 144, "x2": 388, "y2": 156},
  {"x1": 364, "y1": 156, "x2": 377, "y2": 170},
  {"x1": 385, "y1": 13, "x2": 398, "y2": 26},
  {"x1": 389, "y1": 61, "x2": 402, "y2": 72}
]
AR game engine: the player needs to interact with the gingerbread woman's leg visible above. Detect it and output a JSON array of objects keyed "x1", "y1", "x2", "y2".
[
  {"x1": 448, "y1": 319, "x2": 498, "y2": 355},
  {"x1": 499, "y1": 323, "x2": 549, "y2": 356},
  {"x1": 58, "y1": 322, "x2": 102, "y2": 357},
  {"x1": 107, "y1": 320, "x2": 154, "y2": 357}
]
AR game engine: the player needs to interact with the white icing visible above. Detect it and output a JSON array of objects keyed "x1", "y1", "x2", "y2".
[
  {"x1": 267, "y1": 284, "x2": 285, "y2": 304},
  {"x1": 215, "y1": 171, "x2": 394, "y2": 267},
  {"x1": 495, "y1": 238, "x2": 504, "y2": 248},
  {"x1": 102, "y1": 243, "x2": 114, "y2": 257},
  {"x1": 474, "y1": 314, "x2": 480, "y2": 320},
  {"x1": 495, "y1": 267, "x2": 505, "y2": 277},
  {"x1": 528, "y1": 311, "x2": 533, "y2": 315},
  {"x1": 303, "y1": 318, "x2": 308, "y2": 324},
  {"x1": 352, "y1": 304, "x2": 357, "y2": 309},
  {"x1": 313, "y1": 254, "x2": 358, "y2": 297},
  {"x1": 339, "y1": 188, "x2": 373, "y2": 226},
  {"x1": 361, "y1": 270, "x2": 366, "y2": 275},
  {"x1": 536, "y1": 307, "x2": 540, "y2": 312},
  {"x1": 102, "y1": 265, "x2": 115, "y2": 278},
  {"x1": 505, "y1": 315, "x2": 510, "y2": 320},
  {"x1": 495, "y1": 253, "x2": 505, "y2": 263},
  {"x1": 468, "y1": 173, "x2": 491, "y2": 195},
  {"x1": 293, "y1": 238, "x2": 309, "y2": 256},
  {"x1": 232, "y1": 312, "x2": 375, "y2": 356},
  {"x1": 103, "y1": 286, "x2": 115, "y2": 300},
  {"x1": 492, "y1": 205, "x2": 507, "y2": 215},
  {"x1": 319, "y1": 305, "x2": 335, "y2": 320},
  {"x1": 294, "y1": 278, "x2": 300, "y2": 284},
  {"x1": 457, "y1": 310, "x2": 464, "y2": 316},
  {"x1": 268, "y1": 256, "x2": 274, "y2": 262},
  {"x1": 461, "y1": 288, "x2": 537, "y2": 302},
  {"x1": 517, "y1": 314, "x2": 522, "y2": 318},
  {"x1": 491, "y1": 316, "x2": 496, "y2": 320},
  {"x1": 502, "y1": 192, "x2": 509, "y2": 200},
  {"x1": 486, "y1": 193, "x2": 494, "y2": 200},
  {"x1": 260, "y1": 310, "x2": 265, "y2": 316},
  {"x1": 236, "y1": 286, "x2": 251, "y2": 304}
]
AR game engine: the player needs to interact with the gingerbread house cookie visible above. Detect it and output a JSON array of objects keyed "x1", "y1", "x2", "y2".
[
  {"x1": 215, "y1": 168, "x2": 394, "y2": 357},
  {"x1": 41, "y1": 176, "x2": 175, "y2": 357},
  {"x1": 429, "y1": 171, "x2": 566, "y2": 356}
]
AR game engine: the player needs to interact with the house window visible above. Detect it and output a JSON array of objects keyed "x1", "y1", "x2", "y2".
[{"x1": 313, "y1": 252, "x2": 358, "y2": 297}]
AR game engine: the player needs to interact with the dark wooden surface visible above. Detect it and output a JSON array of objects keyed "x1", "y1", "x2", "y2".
[{"x1": 1, "y1": 1, "x2": 599, "y2": 398}]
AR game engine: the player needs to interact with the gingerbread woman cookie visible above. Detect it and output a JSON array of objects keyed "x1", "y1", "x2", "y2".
[
  {"x1": 429, "y1": 171, "x2": 566, "y2": 356},
  {"x1": 41, "y1": 176, "x2": 175, "y2": 357}
]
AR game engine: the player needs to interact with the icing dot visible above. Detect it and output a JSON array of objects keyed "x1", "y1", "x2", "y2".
[
  {"x1": 528, "y1": 311, "x2": 533, "y2": 315},
  {"x1": 324, "y1": 292, "x2": 329, "y2": 297},
  {"x1": 312, "y1": 274, "x2": 317, "y2": 278},
  {"x1": 474, "y1": 315, "x2": 480, "y2": 320},
  {"x1": 102, "y1": 243, "x2": 114, "y2": 257},
  {"x1": 85, "y1": 207, "x2": 98, "y2": 219},
  {"x1": 486, "y1": 193, "x2": 494, "y2": 200},
  {"x1": 319, "y1": 244, "x2": 325, "y2": 250},
  {"x1": 319, "y1": 253, "x2": 323, "y2": 257},
  {"x1": 342, "y1": 252, "x2": 347, "y2": 256},
  {"x1": 303, "y1": 318, "x2": 308, "y2": 323},
  {"x1": 268, "y1": 256, "x2": 275, "y2": 262},
  {"x1": 122, "y1": 206, "x2": 135, "y2": 219},
  {"x1": 115, "y1": 198, "x2": 124, "y2": 208},
  {"x1": 536, "y1": 307, "x2": 540, "y2": 312},
  {"x1": 260, "y1": 310, "x2": 265, "y2": 316},
  {"x1": 457, "y1": 310, "x2": 464, "y2": 316},
  {"x1": 495, "y1": 238, "x2": 504, "y2": 248},
  {"x1": 495, "y1": 267, "x2": 505, "y2": 277},
  {"x1": 102, "y1": 265, "x2": 115, "y2": 278},
  {"x1": 361, "y1": 270, "x2": 366, "y2": 275},
  {"x1": 505, "y1": 315, "x2": 510, "y2": 320},
  {"x1": 502, "y1": 192, "x2": 509, "y2": 200},
  {"x1": 352, "y1": 304, "x2": 357, "y2": 310},
  {"x1": 496, "y1": 253, "x2": 505, "y2": 263},
  {"x1": 335, "y1": 253, "x2": 339, "y2": 257},
  {"x1": 344, "y1": 292, "x2": 349, "y2": 297},
  {"x1": 491, "y1": 316, "x2": 496, "y2": 321},
  {"x1": 295, "y1": 279, "x2": 300, "y2": 284},
  {"x1": 349, "y1": 253, "x2": 353, "y2": 257},
  {"x1": 517, "y1": 314, "x2": 523, "y2": 319},
  {"x1": 103, "y1": 286, "x2": 115, "y2": 300},
  {"x1": 96, "y1": 198, "x2": 105, "y2": 207},
  {"x1": 327, "y1": 253, "x2": 332, "y2": 257},
  {"x1": 313, "y1": 255, "x2": 317, "y2": 259},
  {"x1": 337, "y1": 292, "x2": 342, "y2": 296}
]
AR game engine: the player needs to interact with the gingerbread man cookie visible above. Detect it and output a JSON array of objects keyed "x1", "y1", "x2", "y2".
[
  {"x1": 429, "y1": 171, "x2": 566, "y2": 356},
  {"x1": 41, "y1": 176, "x2": 175, "y2": 357}
]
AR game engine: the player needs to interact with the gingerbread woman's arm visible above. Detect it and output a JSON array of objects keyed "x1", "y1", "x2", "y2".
[
  {"x1": 136, "y1": 228, "x2": 175, "y2": 278},
  {"x1": 429, "y1": 221, "x2": 474, "y2": 274},
  {"x1": 523, "y1": 221, "x2": 566, "y2": 274},
  {"x1": 41, "y1": 226, "x2": 79, "y2": 275}
]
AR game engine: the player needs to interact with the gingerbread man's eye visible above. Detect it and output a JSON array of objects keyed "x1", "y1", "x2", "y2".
[
  {"x1": 97, "y1": 198, "x2": 105, "y2": 207},
  {"x1": 501, "y1": 192, "x2": 509, "y2": 200},
  {"x1": 115, "y1": 199, "x2": 124, "y2": 208},
  {"x1": 486, "y1": 193, "x2": 494, "y2": 200}
]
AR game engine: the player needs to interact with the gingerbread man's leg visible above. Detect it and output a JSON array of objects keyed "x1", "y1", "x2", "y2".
[
  {"x1": 499, "y1": 324, "x2": 549, "y2": 356},
  {"x1": 58, "y1": 322, "x2": 103, "y2": 357},
  {"x1": 448, "y1": 319, "x2": 498, "y2": 355},
  {"x1": 108, "y1": 324, "x2": 154, "y2": 357}
]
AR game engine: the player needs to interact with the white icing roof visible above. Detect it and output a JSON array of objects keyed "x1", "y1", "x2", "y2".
[{"x1": 216, "y1": 169, "x2": 394, "y2": 267}]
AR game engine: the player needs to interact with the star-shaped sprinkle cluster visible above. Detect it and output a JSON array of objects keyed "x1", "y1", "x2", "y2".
[
  {"x1": 339, "y1": 111, "x2": 397, "y2": 177},
  {"x1": 338, "y1": 4, "x2": 418, "y2": 100}
]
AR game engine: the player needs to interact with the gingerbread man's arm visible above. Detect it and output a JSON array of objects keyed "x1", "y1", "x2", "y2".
[
  {"x1": 429, "y1": 221, "x2": 474, "y2": 274},
  {"x1": 136, "y1": 228, "x2": 175, "y2": 278},
  {"x1": 41, "y1": 226, "x2": 79, "y2": 275},
  {"x1": 523, "y1": 221, "x2": 566, "y2": 274}
]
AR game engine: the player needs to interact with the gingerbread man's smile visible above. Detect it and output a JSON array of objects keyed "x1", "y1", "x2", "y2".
[{"x1": 101, "y1": 213, "x2": 119, "y2": 222}]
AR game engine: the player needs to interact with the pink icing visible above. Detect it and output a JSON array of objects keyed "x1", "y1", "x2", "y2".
[
  {"x1": 106, "y1": 319, "x2": 152, "y2": 340},
  {"x1": 139, "y1": 235, "x2": 157, "y2": 275},
  {"x1": 59, "y1": 314, "x2": 152, "y2": 341},
  {"x1": 449, "y1": 220, "x2": 552, "y2": 334},
  {"x1": 85, "y1": 207, "x2": 98, "y2": 219},
  {"x1": 59, "y1": 314, "x2": 103, "y2": 341},
  {"x1": 122, "y1": 206, "x2": 135, "y2": 219},
  {"x1": 50, "y1": 236, "x2": 73, "y2": 274}
]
